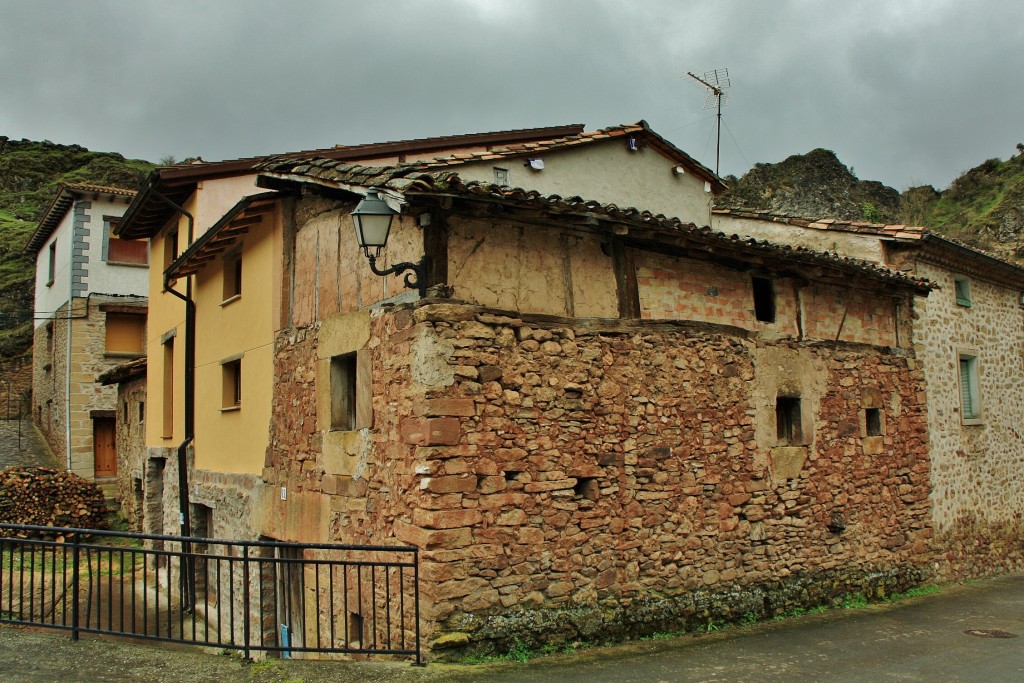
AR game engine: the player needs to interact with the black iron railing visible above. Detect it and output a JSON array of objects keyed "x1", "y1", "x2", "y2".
[{"x1": 0, "y1": 524, "x2": 421, "y2": 664}]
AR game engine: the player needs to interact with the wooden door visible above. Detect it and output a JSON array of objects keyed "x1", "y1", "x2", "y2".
[{"x1": 94, "y1": 418, "x2": 117, "y2": 477}]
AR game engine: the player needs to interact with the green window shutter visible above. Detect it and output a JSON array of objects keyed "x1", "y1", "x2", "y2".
[{"x1": 960, "y1": 358, "x2": 975, "y2": 419}]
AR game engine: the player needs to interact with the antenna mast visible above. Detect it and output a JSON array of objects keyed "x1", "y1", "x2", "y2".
[{"x1": 686, "y1": 68, "x2": 730, "y2": 175}]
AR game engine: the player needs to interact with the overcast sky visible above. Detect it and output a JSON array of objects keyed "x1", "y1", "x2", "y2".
[{"x1": 2, "y1": 0, "x2": 1021, "y2": 191}]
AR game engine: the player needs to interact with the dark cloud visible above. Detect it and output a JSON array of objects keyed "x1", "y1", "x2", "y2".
[{"x1": 1, "y1": 0, "x2": 1021, "y2": 190}]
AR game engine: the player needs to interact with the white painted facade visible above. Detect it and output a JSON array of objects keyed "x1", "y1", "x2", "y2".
[{"x1": 32, "y1": 194, "x2": 147, "y2": 328}]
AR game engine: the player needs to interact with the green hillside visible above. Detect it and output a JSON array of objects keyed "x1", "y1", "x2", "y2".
[
  {"x1": 718, "y1": 146, "x2": 1024, "y2": 265},
  {"x1": 0, "y1": 136, "x2": 154, "y2": 358}
]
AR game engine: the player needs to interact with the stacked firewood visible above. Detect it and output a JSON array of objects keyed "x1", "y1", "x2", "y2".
[{"x1": 0, "y1": 467, "x2": 109, "y2": 535}]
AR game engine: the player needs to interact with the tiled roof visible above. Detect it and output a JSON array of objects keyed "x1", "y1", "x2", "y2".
[
  {"x1": 25, "y1": 183, "x2": 136, "y2": 254},
  {"x1": 116, "y1": 124, "x2": 585, "y2": 239},
  {"x1": 59, "y1": 183, "x2": 136, "y2": 198},
  {"x1": 713, "y1": 207, "x2": 1024, "y2": 281},
  {"x1": 407, "y1": 121, "x2": 725, "y2": 190},
  {"x1": 97, "y1": 357, "x2": 147, "y2": 386},
  {"x1": 712, "y1": 208, "x2": 926, "y2": 240},
  {"x1": 258, "y1": 161, "x2": 933, "y2": 294}
]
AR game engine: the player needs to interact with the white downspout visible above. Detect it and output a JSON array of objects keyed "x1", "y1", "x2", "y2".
[{"x1": 64, "y1": 205, "x2": 74, "y2": 471}]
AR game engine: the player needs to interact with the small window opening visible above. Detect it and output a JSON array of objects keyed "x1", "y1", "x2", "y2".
[
  {"x1": 330, "y1": 354, "x2": 357, "y2": 430},
  {"x1": 46, "y1": 242, "x2": 57, "y2": 286},
  {"x1": 164, "y1": 230, "x2": 178, "y2": 270},
  {"x1": 223, "y1": 251, "x2": 242, "y2": 301},
  {"x1": 493, "y1": 167, "x2": 510, "y2": 185},
  {"x1": 123, "y1": 401, "x2": 129, "y2": 423},
  {"x1": 752, "y1": 277, "x2": 776, "y2": 323},
  {"x1": 138, "y1": 401, "x2": 145, "y2": 423},
  {"x1": 954, "y1": 276, "x2": 972, "y2": 307},
  {"x1": 347, "y1": 612, "x2": 364, "y2": 648},
  {"x1": 865, "y1": 408, "x2": 882, "y2": 436},
  {"x1": 776, "y1": 396, "x2": 802, "y2": 445},
  {"x1": 573, "y1": 477, "x2": 600, "y2": 501},
  {"x1": 222, "y1": 359, "x2": 242, "y2": 409}
]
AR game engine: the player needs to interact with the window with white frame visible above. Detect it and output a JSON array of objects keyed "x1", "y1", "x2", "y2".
[{"x1": 958, "y1": 354, "x2": 981, "y2": 421}]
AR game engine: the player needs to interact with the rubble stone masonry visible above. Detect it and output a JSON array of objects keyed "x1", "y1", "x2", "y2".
[
  {"x1": 913, "y1": 261, "x2": 1024, "y2": 576},
  {"x1": 267, "y1": 300, "x2": 933, "y2": 656}
]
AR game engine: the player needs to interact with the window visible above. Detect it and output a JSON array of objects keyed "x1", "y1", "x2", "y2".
[
  {"x1": 164, "y1": 230, "x2": 178, "y2": 270},
  {"x1": 46, "y1": 242, "x2": 57, "y2": 286},
  {"x1": 752, "y1": 277, "x2": 776, "y2": 323},
  {"x1": 330, "y1": 353, "x2": 357, "y2": 430},
  {"x1": 107, "y1": 234, "x2": 148, "y2": 265},
  {"x1": 493, "y1": 167, "x2": 510, "y2": 185},
  {"x1": 162, "y1": 337, "x2": 174, "y2": 438},
  {"x1": 954, "y1": 275, "x2": 971, "y2": 307},
  {"x1": 959, "y1": 354, "x2": 981, "y2": 421},
  {"x1": 222, "y1": 250, "x2": 242, "y2": 302},
  {"x1": 105, "y1": 313, "x2": 145, "y2": 355},
  {"x1": 776, "y1": 396, "x2": 803, "y2": 445},
  {"x1": 221, "y1": 358, "x2": 242, "y2": 409},
  {"x1": 865, "y1": 408, "x2": 882, "y2": 436},
  {"x1": 138, "y1": 401, "x2": 145, "y2": 423}
]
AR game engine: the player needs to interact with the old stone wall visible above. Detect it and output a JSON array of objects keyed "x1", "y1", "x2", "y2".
[
  {"x1": 267, "y1": 300, "x2": 933, "y2": 656},
  {"x1": 0, "y1": 356, "x2": 33, "y2": 420},
  {"x1": 114, "y1": 376, "x2": 147, "y2": 529},
  {"x1": 913, "y1": 260, "x2": 1024, "y2": 576},
  {"x1": 31, "y1": 295, "x2": 145, "y2": 479}
]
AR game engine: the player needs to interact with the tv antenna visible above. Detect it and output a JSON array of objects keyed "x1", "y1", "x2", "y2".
[{"x1": 686, "y1": 68, "x2": 730, "y2": 175}]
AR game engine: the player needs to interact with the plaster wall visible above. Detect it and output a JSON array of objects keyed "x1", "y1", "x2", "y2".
[
  {"x1": 456, "y1": 142, "x2": 713, "y2": 224},
  {"x1": 711, "y1": 214, "x2": 888, "y2": 263},
  {"x1": 635, "y1": 251, "x2": 898, "y2": 346},
  {"x1": 194, "y1": 238, "x2": 276, "y2": 473},
  {"x1": 145, "y1": 223, "x2": 186, "y2": 447},
  {"x1": 447, "y1": 218, "x2": 617, "y2": 318},
  {"x1": 32, "y1": 198, "x2": 142, "y2": 328},
  {"x1": 290, "y1": 197, "x2": 424, "y2": 327},
  {"x1": 34, "y1": 210, "x2": 75, "y2": 325}
]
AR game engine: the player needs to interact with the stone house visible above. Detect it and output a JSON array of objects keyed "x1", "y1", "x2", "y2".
[
  {"x1": 97, "y1": 357, "x2": 147, "y2": 528},
  {"x1": 110, "y1": 122, "x2": 720, "y2": 540},
  {"x1": 25, "y1": 183, "x2": 147, "y2": 485},
  {"x1": 711, "y1": 209, "x2": 1024, "y2": 577},
  {"x1": 114, "y1": 118, "x2": 939, "y2": 656}
]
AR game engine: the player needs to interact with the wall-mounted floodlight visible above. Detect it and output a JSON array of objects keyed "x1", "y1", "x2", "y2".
[
  {"x1": 526, "y1": 158, "x2": 545, "y2": 170},
  {"x1": 352, "y1": 187, "x2": 426, "y2": 297}
]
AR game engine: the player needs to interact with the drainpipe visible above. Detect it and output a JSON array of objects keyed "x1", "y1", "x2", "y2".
[{"x1": 65, "y1": 237, "x2": 73, "y2": 472}]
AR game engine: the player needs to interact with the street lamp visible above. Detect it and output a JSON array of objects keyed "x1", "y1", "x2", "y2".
[{"x1": 352, "y1": 187, "x2": 427, "y2": 297}]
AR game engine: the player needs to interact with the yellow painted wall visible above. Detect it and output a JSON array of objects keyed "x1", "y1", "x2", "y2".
[
  {"x1": 191, "y1": 211, "x2": 279, "y2": 474},
  {"x1": 144, "y1": 175, "x2": 277, "y2": 465}
]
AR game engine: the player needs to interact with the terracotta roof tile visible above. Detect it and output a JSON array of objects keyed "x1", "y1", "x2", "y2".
[{"x1": 257, "y1": 159, "x2": 932, "y2": 294}]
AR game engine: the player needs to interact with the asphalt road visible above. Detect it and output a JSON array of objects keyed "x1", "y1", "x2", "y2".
[{"x1": 0, "y1": 574, "x2": 1021, "y2": 682}]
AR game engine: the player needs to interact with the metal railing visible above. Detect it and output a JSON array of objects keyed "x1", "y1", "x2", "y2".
[{"x1": 0, "y1": 524, "x2": 421, "y2": 664}]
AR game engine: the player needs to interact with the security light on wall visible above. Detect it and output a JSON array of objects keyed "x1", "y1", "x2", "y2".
[
  {"x1": 351, "y1": 187, "x2": 427, "y2": 298},
  {"x1": 526, "y1": 158, "x2": 545, "y2": 170},
  {"x1": 673, "y1": 165, "x2": 686, "y2": 175}
]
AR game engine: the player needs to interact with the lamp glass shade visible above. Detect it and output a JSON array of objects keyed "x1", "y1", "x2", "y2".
[{"x1": 352, "y1": 188, "x2": 396, "y2": 250}]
